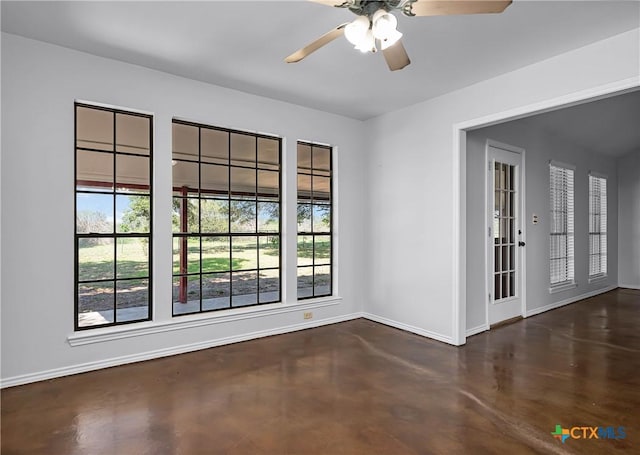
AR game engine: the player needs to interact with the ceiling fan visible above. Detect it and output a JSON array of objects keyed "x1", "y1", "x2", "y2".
[{"x1": 285, "y1": 0, "x2": 512, "y2": 71}]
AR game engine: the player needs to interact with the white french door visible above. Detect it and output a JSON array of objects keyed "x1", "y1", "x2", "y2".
[{"x1": 486, "y1": 143, "x2": 525, "y2": 325}]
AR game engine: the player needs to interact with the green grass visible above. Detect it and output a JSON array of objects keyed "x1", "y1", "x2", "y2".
[
  {"x1": 78, "y1": 239, "x2": 148, "y2": 281},
  {"x1": 78, "y1": 236, "x2": 328, "y2": 282}
]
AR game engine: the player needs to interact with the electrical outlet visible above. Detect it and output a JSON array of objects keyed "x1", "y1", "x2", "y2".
[{"x1": 303, "y1": 312, "x2": 313, "y2": 320}]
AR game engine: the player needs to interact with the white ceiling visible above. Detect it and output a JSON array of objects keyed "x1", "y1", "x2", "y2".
[
  {"x1": 516, "y1": 89, "x2": 640, "y2": 157},
  {"x1": 2, "y1": 1, "x2": 639, "y2": 120}
]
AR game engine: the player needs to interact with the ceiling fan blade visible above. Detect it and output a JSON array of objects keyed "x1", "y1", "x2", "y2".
[
  {"x1": 408, "y1": 0, "x2": 512, "y2": 16},
  {"x1": 382, "y1": 40, "x2": 411, "y2": 71},
  {"x1": 309, "y1": 0, "x2": 351, "y2": 7},
  {"x1": 285, "y1": 23, "x2": 348, "y2": 64}
]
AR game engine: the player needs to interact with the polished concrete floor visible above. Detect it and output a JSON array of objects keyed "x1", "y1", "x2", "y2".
[{"x1": 2, "y1": 289, "x2": 638, "y2": 454}]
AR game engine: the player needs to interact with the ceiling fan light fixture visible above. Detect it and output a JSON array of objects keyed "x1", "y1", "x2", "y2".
[
  {"x1": 344, "y1": 15, "x2": 370, "y2": 46},
  {"x1": 379, "y1": 29, "x2": 403, "y2": 50},
  {"x1": 372, "y1": 9, "x2": 399, "y2": 41},
  {"x1": 354, "y1": 28, "x2": 376, "y2": 53}
]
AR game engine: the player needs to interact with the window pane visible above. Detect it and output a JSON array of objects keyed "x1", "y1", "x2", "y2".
[
  {"x1": 259, "y1": 236, "x2": 279, "y2": 269},
  {"x1": 78, "y1": 238, "x2": 114, "y2": 281},
  {"x1": 258, "y1": 137, "x2": 279, "y2": 169},
  {"x1": 509, "y1": 191, "x2": 514, "y2": 216},
  {"x1": 173, "y1": 237, "x2": 200, "y2": 275},
  {"x1": 297, "y1": 174, "x2": 312, "y2": 202},
  {"x1": 232, "y1": 271, "x2": 257, "y2": 306},
  {"x1": 297, "y1": 267, "x2": 313, "y2": 299},
  {"x1": 258, "y1": 202, "x2": 279, "y2": 233},
  {"x1": 116, "y1": 237, "x2": 149, "y2": 279},
  {"x1": 314, "y1": 265, "x2": 331, "y2": 297},
  {"x1": 509, "y1": 272, "x2": 515, "y2": 298},
  {"x1": 201, "y1": 164, "x2": 228, "y2": 196},
  {"x1": 201, "y1": 128, "x2": 228, "y2": 165},
  {"x1": 170, "y1": 121, "x2": 280, "y2": 315},
  {"x1": 172, "y1": 160, "x2": 199, "y2": 193},
  {"x1": 202, "y1": 237, "x2": 231, "y2": 273},
  {"x1": 298, "y1": 235, "x2": 313, "y2": 266},
  {"x1": 76, "y1": 105, "x2": 153, "y2": 330},
  {"x1": 172, "y1": 123, "x2": 199, "y2": 160},
  {"x1": 76, "y1": 193, "x2": 113, "y2": 233},
  {"x1": 116, "y1": 195, "x2": 150, "y2": 233},
  {"x1": 201, "y1": 199, "x2": 228, "y2": 233},
  {"x1": 502, "y1": 273, "x2": 508, "y2": 299},
  {"x1": 257, "y1": 170, "x2": 279, "y2": 200},
  {"x1": 230, "y1": 167, "x2": 256, "y2": 197},
  {"x1": 116, "y1": 154, "x2": 149, "y2": 193},
  {"x1": 314, "y1": 147, "x2": 331, "y2": 171},
  {"x1": 508, "y1": 219, "x2": 514, "y2": 244},
  {"x1": 77, "y1": 106, "x2": 113, "y2": 151},
  {"x1": 77, "y1": 150, "x2": 113, "y2": 191},
  {"x1": 116, "y1": 279, "x2": 149, "y2": 322},
  {"x1": 259, "y1": 269, "x2": 279, "y2": 303},
  {"x1": 173, "y1": 275, "x2": 200, "y2": 314},
  {"x1": 232, "y1": 236, "x2": 258, "y2": 271},
  {"x1": 297, "y1": 144, "x2": 312, "y2": 171},
  {"x1": 172, "y1": 198, "x2": 199, "y2": 233},
  {"x1": 202, "y1": 273, "x2": 231, "y2": 311},
  {"x1": 312, "y1": 175, "x2": 331, "y2": 202},
  {"x1": 230, "y1": 133, "x2": 255, "y2": 167},
  {"x1": 78, "y1": 281, "x2": 114, "y2": 327},
  {"x1": 116, "y1": 113, "x2": 150, "y2": 155},
  {"x1": 313, "y1": 205, "x2": 331, "y2": 233},
  {"x1": 297, "y1": 204, "x2": 312, "y2": 232},
  {"x1": 314, "y1": 235, "x2": 331, "y2": 265},
  {"x1": 230, "y1": 200, "x2": 256, "y2": 232}
]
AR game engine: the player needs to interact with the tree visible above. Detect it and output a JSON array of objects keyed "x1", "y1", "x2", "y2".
[
  {"x1": 76, "y1": 211, "x2": 111, "y2": 245},
  {"x1": 120, "y1": 197, "x2": 150, "y2": 233},
  {"x1": 120, "y1": 197, "x2": 150, "y2": 254}
]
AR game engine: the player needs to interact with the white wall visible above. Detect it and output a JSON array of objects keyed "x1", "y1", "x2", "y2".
[
  {"x1": 2, "y1": 28, "x2": 640, "y2": 386},
  {"x1": 466, "y1": 121, "x2": 619, "y2": 331},
  {"x1": 0, "y1": 33, "x2": 366, "y2": 385},
  {"x1": 618, "y1": 149, "x2": 640, "y2": 288},
  {"x1": 363, "y1": 28, "x2": 639, "y2": 344}
]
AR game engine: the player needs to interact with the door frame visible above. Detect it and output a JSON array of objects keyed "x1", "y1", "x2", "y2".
[
  {"x1": 484, "y1": 139, "x2": 526, "y2": 327},
  {"x1": 452, "y1": 77, "x2": 639, "y2": 346}
]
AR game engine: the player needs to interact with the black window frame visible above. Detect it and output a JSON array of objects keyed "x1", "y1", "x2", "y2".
[
  {"x1": 297, "y1": 141, "x2": 333, "y2": 300},
  {"x1": 171, "y1": 119, "x2": 282, "y2": 316},
  {"x1": 74, "y1": 103, "x2": 154, "y2": 331}
]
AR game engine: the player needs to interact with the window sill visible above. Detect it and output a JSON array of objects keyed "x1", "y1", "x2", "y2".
[
  {"x1": 588, "y1": 274, "x2": 608, "y2": 284},
  {"x1": 549, "y1": 281, "x2": 577, "y2": 294},
  {"x1": 68, "y1": 296, "x2": 342, "y2": 346}
]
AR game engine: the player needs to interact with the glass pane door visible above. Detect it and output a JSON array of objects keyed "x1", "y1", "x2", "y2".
[{"x1": 493, "y1": 161, "x2": 516, "y2": 301}]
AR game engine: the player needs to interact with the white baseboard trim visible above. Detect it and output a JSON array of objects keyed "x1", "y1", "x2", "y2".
[
  {"x1": 525, "y1": 285, "x2": 618, "y2": 318},
  {"x1": 1, "y1": 312, "x2": 363, "y2": 389},
  {"x1": 466, "y1": 324, "x2": 489, "y2": 337},
  {"x1": 362, "y1": 312, "x2": 454, "y2": 345},
  {"x1": 619, "y1": 283, "x2": 640, "y2": 290}
]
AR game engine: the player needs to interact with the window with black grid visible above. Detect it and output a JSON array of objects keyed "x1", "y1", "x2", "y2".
[
  {"x1": 589, "y1": 174, "x2": 607, "y2": 278},
  {"x1": 297, "y1": 142, "x2": 332, "y2": 299},
  {"x1": 75, "y1": 103, "x2": 153, "y2": 330},
  {"x1": 549, "y1": 163, "x2": 574, "y2": 286},
  {"x1": 171, "y1": 120, "x2": 281, "y2": 315}
]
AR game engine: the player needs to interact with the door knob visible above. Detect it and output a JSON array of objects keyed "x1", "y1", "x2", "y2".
[{"x1": 518, "y1": 241, "x2": 526, "y2": 247}]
